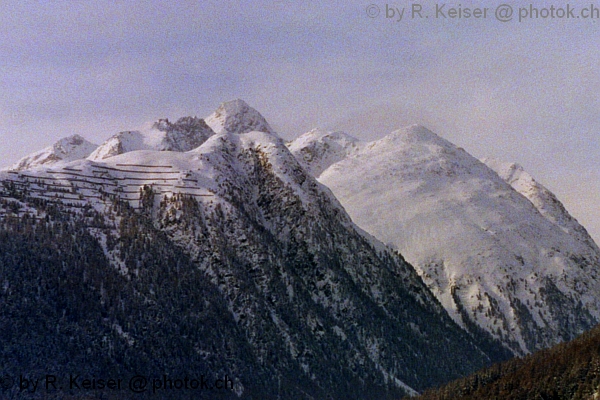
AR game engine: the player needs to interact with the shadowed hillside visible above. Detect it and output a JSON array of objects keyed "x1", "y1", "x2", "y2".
[{"x1": 410, "y1": 324, "x2": 600, "y2": 400}]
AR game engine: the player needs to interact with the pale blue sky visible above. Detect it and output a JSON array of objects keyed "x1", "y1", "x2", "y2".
[{"x1": 1, "y1": 0, "x2": 599, "y2": 240}]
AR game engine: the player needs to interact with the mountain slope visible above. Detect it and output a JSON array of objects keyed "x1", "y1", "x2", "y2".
[
  {"x1": 412, "y1": 323, "x2": 600, "y2": 400},
  {"x1": 6, "y1": 134, "x2": 98, "y2": 171},
  {"x1": 0, "y1": 115, "x2": 508, "y2": 398},
  {"x1": 483, "y1": 158, "x2": 599, "y2": 250},
  {"x1": 289, "y1": 124, "x2": 600, "y2": 356},
  {"x1": 287, "y1": 128, "x2": 360, "y2": 177}
]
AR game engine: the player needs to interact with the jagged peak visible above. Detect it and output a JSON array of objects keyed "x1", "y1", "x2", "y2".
[
  {"x1": 88, "y1": 117, "x2": 217, "y2": 161},
  {"x1": 152, "y1": 116, "x2": 211, "y2": 133},
  {"x1": 214, "y1": 98, "x2": 252, "y2": 115},
  {"x1": 205, "y1": 99, "x2": 275, "y2": 135}
]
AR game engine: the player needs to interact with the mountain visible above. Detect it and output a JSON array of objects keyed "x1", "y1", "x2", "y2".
[
  {"x1": 8, "y1": 100, "x2": 273, "y2": 167},
  {"x1": 6, "y1": 134, "x2": 98, "y2": 171},
  {"x1": 287, "y1": 128, "x2": 360, "y2": 177},
  {"x1": 289, "y1": 124, "x2": 600, "y2": 356},
  {"x1": 87, "y1": 116, "x2": 215, "y2": 161},
  {"x1": 483, "y1": 158, "x2": 599, "y2": 250},
  {"x1": 0, "y1": 106, "x2": 508, "y2": 399},
  {"x1": 205, "y1": 99, "x2": 275, "y2": 135},
  {"x1": 411, "y1": 322, "x2": 600, "y2": 400}
]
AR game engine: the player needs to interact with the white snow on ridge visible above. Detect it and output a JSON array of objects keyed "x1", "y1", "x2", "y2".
[
  {"x1": 7, "y1": 99, "x2": 273, "y2": 170},
  {"x1": 205, "y1": 99, "x2": 275, "y2": 136},
  {"x1": 2, "y1": 127, "x2": 355, "y2": 228},
  {"x1": 6, "y1": 134, "x2": 98, "y2": 171},
  {"x1": 88, "y1": 117, "x2": 216, "y2": 161},
  {"x1": 73, "y1": 100, "x2": 273, "y2": 164},
  {"x1": 483, "y1": 158, "x2": 599, "y2": 250},
  {"x1": 88, "y1": 131, "x2": 154, "y2": 161},
  {"x1": 288, "y1": 128, "x2": 360, "y2": 177},
  {"x1": 1, "y1": 124, "x2": 390, "y2": 286}
]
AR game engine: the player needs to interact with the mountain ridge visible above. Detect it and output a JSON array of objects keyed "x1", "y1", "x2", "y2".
[
  {"x1": 483, "y1": 157, "x2": 599, "y2": 250},
  {"x1": 6, "y1": 134, "x2": 98, "y2": 171},
  {"x1": 290, "y1": 124, "x2": 600, "y2": 356},
  {"x1": 3, "y1": 100, "x2": 599, "y2": 397},
  {"x1": 5, "y1": 99, "x2": 273, "y2": 168},
  {"x1": 0, "y1": 109, "x2": 510, "y2": 398}
]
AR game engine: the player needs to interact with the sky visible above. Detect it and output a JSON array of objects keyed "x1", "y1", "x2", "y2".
[{"x1": 1, "y1": 0, "x2": 599, "y2": 241}]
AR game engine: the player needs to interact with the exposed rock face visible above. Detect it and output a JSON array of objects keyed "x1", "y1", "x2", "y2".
[
  {"x1": 87, "y1": 117, "x2": 216, "y2": 161},
  {"x1": 152, "y1": 116, "x2": 215, "y2": 152}
]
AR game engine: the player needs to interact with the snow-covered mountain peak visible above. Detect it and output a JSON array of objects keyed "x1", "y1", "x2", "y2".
[
  {"x1": 392, "y1": 123, "x2": 438, "y2": 140},
  {"x1": 0, "y1": 120, "x2": 508, "y2": 398},
  {"x1": 292, "y1": 128, "x2": 357, "y2": 143},
  {"x1": 294, "y1": 124, "x2": 600, "y2": 355},
  {"x1": 288, "y1": 128, "x2": 360, "y2": 177},
  {"x1": 341, "y1": 125, "x2": 491, "y2": 186},
  {"x1": 55, "y1": 134, "x2": 90, "y2": 150},
  {"x1": 87, "y1": 116, "x2": 216, "y2": 161},
  {"x1": 5, "y1": 100, "x2": 273, "y2": 169},
  {"x1": 370, "y1": 124, "x2": 459, "y2": 157},
  {"x1": 87, "y1": 131, "x2": 148, "y2": 161},
  {"x1": 205, "y1": 99, "x2": 275, "y2": 135},
  {"x1": 7, "y1": 134, "x2": 98, "y2": 171}
]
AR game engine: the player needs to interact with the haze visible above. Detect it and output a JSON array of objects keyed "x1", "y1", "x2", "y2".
[{"x1": 1, "y1": 1, "x2": 599, "y2": 241}]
